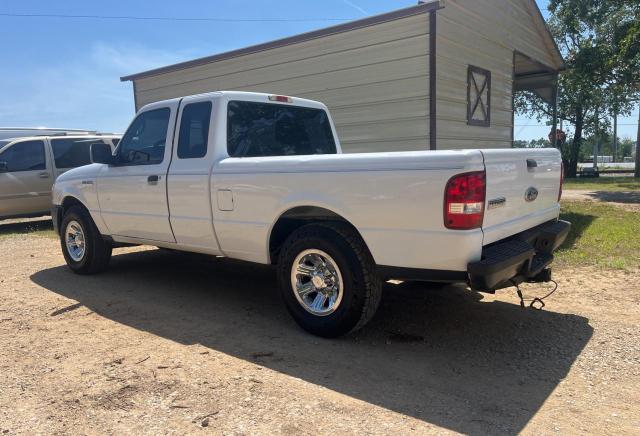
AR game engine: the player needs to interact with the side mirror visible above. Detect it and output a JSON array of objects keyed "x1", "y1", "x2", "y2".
[
  {"x1": 0, "y1": 161, "x2": 8, "y2": 173},
  {"x1": 90, "y1": 143, "x2": 116, "y2": 165}
]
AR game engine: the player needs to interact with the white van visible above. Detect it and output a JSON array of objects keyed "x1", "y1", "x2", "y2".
[{"x1": 0, "y1": 135, "x2": 120, "y2": 219}]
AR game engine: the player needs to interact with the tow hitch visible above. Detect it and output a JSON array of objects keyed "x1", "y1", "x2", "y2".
[{"x1": 511, "y1": 268, "x2": 558, "y2": 310}]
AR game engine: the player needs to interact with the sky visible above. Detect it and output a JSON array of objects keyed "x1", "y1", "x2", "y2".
[{"x1": 0, "y1": 0, "x2": 637, "y2": 141}]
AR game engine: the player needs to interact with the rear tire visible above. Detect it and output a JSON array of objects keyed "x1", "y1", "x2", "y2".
[
  {"x1": 60, "y1": 205, "x2": 112, "y2": 275},
  {"x1": 277, "y1": 222, "x2": 382, "y2": 338}
]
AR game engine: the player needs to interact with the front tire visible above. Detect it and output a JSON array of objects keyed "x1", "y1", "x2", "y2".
[
  {"x1": 277, "y1": 222, "x2": 382, "y2": 338},
  {"x1": 60, "y1": 205, "x2": 112, "y2": 274}
]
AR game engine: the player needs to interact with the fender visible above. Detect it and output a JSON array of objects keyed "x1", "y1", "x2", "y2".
[
  {"x1": 52, "y1": 164, "x2": 111, "y2": 236},
  {"x1": 265, "y1": 196, "x2": 362, "y2": 264}
]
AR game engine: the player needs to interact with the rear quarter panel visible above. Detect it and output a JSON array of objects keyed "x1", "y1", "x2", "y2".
[{"x1": 212, "y1": 150, "x2": 485, "y2": 271}]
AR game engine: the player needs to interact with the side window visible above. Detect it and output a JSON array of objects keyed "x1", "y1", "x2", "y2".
[
  {"x1": 51, "y1": 138, "x2": 104, "y2": 168},
  {"x1": 467, "y1": 65, "x2": 491, "y2": 127},
  {"x1": 117, "y1": 108, "x2": 170, "y2": 165},
  {"x1": 177, "y1": 101, "x2": 212, "y2": 159},
  {"x1": 0, "y1": 140, "x2": 46, "y2": 172},
  {"x1": 227, "y1": 101, "x2": 337, "y2": 157}
]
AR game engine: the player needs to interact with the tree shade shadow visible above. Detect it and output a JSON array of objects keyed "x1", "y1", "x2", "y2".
[
  {"x1": 0, "y1": 218, "x2": 52, "y2": 236},
  {"x1": 31, "y1": 249, "x2": 592, "y2": 435},
  {"x1": 586, "y1": 191, "x2": 640, "y2": 204}
]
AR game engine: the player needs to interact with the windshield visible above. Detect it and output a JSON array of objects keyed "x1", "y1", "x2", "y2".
[{"x1": 0, "y1": 140, "x2": 13, "y2": 151}]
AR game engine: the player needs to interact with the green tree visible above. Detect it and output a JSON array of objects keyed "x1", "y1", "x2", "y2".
[
  {"x1": 516, "y1": 0, "x2": 640, "y2": 177},
  {"x1": 619, "y1": 138, "x2": 635, "y2": 159},
  {"x1": 513, "y1": 138, "x2": 552, "y2": 148}
]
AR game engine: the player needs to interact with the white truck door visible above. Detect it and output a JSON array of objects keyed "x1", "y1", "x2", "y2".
[
  {"x1": 166, "y1": 95, "x2": 221, "y2": 253},
  {"x1": 0, "y1": 139, "x2": 53, "y2": 217},
  {"x1": 96, "y1": 101, "x2": 179, "y2": 242}
]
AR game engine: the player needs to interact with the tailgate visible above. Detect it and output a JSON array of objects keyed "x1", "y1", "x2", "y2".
[{"x1": 481, "y1": 148, "x2": 562, "y2": 245}]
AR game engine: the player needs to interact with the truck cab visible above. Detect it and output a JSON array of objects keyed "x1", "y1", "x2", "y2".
[{"x1": 56, "y1": 92, "x2": 340, "y2": 249}]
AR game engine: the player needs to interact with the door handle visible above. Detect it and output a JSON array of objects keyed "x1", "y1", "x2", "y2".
[
  {"x1": 38, "y1": 172, "x2": 50, "y2": 179},
  {"x1": 147, "y1": 175, "x2": 159, "y2": 184},
  {"x1": 526, "y1": 159, "x2": 538, "y2": 169}
]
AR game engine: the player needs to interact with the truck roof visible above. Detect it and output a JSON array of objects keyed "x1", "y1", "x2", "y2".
[{"x1": 141, "y1": 91, "x2": 328, "y2": 112}]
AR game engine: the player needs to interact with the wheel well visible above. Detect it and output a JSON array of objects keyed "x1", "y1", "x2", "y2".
[
  {"x1": 61, "y1": 196, "x2": 86, "y2": 216},
  {"x1": 57, "y1": 197, "x2": 87, "y2": 234},
  {"x1": 269, "y1": 206, "x2": 364, "y2": 264}
]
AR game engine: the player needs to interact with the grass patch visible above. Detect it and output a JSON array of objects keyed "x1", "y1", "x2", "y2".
[
  {"x1": 0, "y1": 218, "x2": 57, "y2": 241},
  {"x1": 564, "y1": 176, "x2": 640, "y2": 192},
  {"x1": 557, "y1": 201, "x2": 640, "y2": 269}
]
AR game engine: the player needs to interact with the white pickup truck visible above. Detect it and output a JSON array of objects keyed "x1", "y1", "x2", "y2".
[{"x1": 52, "y1": 91, "x2": 570, "y2": 337}]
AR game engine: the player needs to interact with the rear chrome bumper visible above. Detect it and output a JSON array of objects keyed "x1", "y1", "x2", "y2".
[{"x1": 468, "y1": 220, "x2": 571, "y2": 292}]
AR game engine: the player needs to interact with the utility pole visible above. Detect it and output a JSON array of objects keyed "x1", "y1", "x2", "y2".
[
  {"x1": 552, "y1": 83, "x2": 558, "y2": 149},
  {"x1": 635, "y1": 105, "x2": 640, "y2": 178},
  {"x1": 613, "y1": 110, "x2": 618, "y2": 163},
  {"x1": 594, "y1": 107, "x2": 599, "y2": 171}
]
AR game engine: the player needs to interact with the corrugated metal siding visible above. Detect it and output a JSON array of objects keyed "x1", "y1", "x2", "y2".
[
  {"x1": 439, "y1": 0, "x2": 557, "y2": 69},
  {"x1": 435, "y1": 0, "x2": 556, "y2": 150},
  {"x1": 135, "y1": 14, "x2": 430, "y2": 153},
  {"x1": 435, "y1": 0, "x2": 512, "y2": 149},
  {"x1": 130, "y1": 0, "x2": 559, "y2": 152}
]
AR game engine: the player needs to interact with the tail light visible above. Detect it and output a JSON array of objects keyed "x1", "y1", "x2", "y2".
[
  {"x1": 268, "y1": 95, "x2": 293, "y2": 103},
  {"x1": 444, "y1": 171, "x2": 486, "y2": 230},
  {"x1": 558, "y1": 162, "x2": 564, "y2": 202}
]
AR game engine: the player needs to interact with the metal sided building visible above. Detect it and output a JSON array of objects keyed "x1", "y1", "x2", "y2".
[{"x1": 121, "y1": 0, "x2": 564, "y2": 152}]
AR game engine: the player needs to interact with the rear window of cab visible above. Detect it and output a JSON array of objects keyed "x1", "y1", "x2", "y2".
[{"x1": 227, "y1": 100, "x2": 336, "y2": 158}]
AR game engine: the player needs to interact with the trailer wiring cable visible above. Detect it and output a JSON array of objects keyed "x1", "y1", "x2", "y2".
[{"x1": 510, "y1": 279, "x2": 559, "y2": 310}]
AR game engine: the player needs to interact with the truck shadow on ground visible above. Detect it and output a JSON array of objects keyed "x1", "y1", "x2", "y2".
[
  {"x1": 31, "y1": 249, "x2": 592, "y2": 435},
  {"x1": 558, "y1": 211, "x2": 596, "y2": 251}
]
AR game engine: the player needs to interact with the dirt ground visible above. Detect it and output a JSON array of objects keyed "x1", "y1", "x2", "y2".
[
  {"x1": 561, "y1": 190, "x2": 640, "y2": 211},
  {"x1": 1, "y1": 228, "x2": 639, "y2": 435}
]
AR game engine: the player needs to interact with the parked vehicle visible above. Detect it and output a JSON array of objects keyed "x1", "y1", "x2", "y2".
[
  {"x1": 0, "y1": 135, "x2": 120, "y2": 220},
  {"x1": 52, "y1": 91, "x2": 570, "y2": 337},
  {"x1": 0, "y1": 127, "x2": 101, "y2": 141}
]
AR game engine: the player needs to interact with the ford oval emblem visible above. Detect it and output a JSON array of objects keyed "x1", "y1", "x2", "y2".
[{"x1": 525, "y1": 187, "x2": 539, "y2": 202}]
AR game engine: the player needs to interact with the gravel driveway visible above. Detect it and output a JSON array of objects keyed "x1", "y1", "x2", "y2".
[{"x1": 0, "y1": 231, "x2": 638, "y2": 435}]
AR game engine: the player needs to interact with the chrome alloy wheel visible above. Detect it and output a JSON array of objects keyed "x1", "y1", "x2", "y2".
[
  {"x1": 65, "y1": 220, "x2": 86, "y2": 262},
  {"x1": 290, "y1": 249, "x2": 344, "y2": 316}
]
